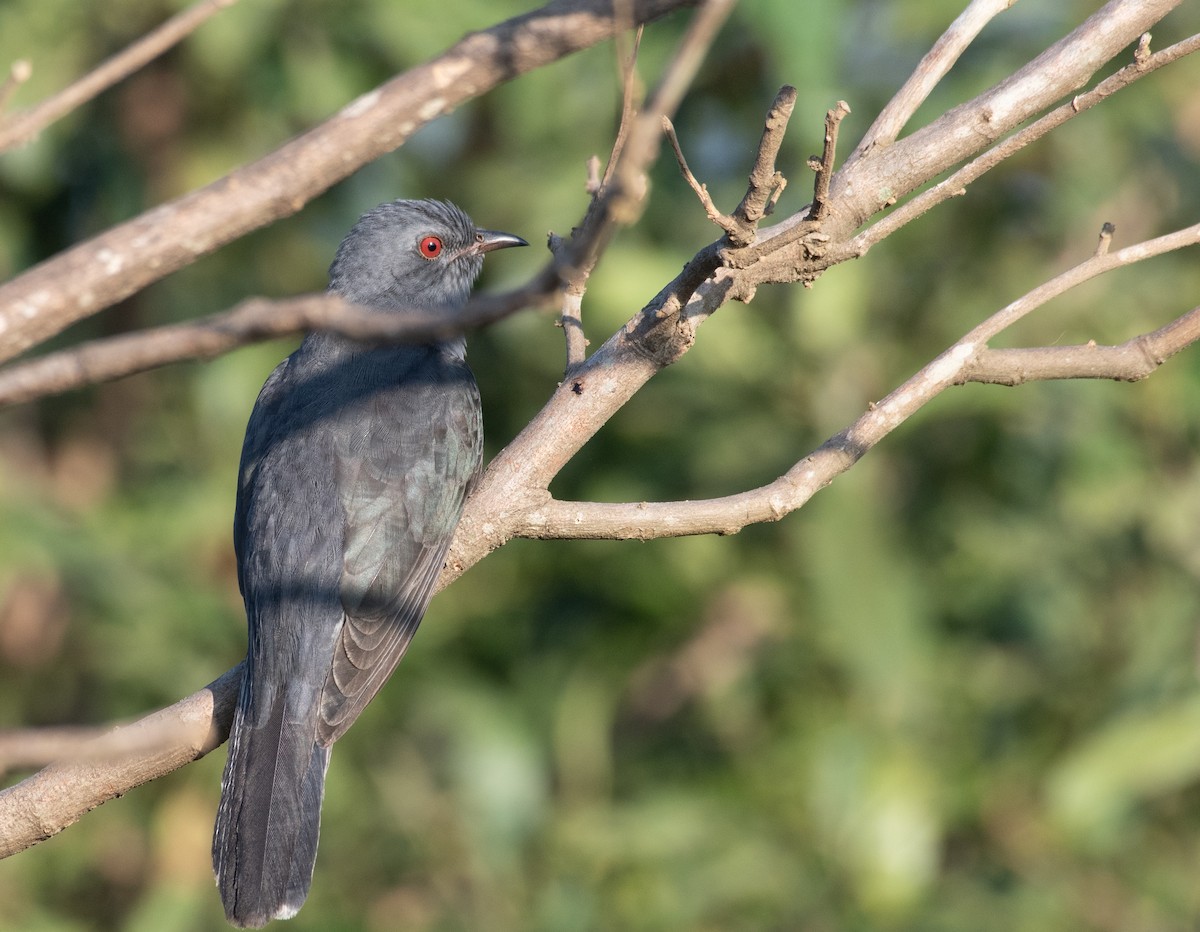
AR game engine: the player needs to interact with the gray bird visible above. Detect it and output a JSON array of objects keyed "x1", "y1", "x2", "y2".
[{"x1": 212, "y1": 199, "x2": 526, "y2": 928}]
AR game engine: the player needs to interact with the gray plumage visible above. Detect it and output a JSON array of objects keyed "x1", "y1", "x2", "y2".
[{"x1": 212, "y1": 199, "x2": 526, "y2": 928}]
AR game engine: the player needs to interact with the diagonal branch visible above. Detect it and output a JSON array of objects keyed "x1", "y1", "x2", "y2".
[
  {"x1": 0, "y1": 665, "x2": 242, "y2": 859},
  {"x1": 8, "y1": 217, "x2": 1195, "y2": 856},
  {"x1": 847, "y1": 0, "x2": 1019, "y2": 165},
  {"x1": 0, "y1": 0, "x2": 241, "y2": 153},
  {"x1": 960, "y1": 304, "x2": 1200, "y2": 384},
  {"x1": 501, "y1": 222, "x2": 1200, "y2": 542},
  {"x1": 829, "y1": 0, "x2": 1184, "y2": 231},
  {"x1": 0, "y1": 0, "x2": 698, "y2": 366},
  {"x1": 839, "y1": 30, "x2": 1200, "y2": 260},
  {"x1": 0, "y1": 272, "x2": 560, "y2": 407}
]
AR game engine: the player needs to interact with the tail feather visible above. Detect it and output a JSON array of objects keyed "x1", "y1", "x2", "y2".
[{"x1": 214, "y1": 684, "x2": 331, "y2": 928}]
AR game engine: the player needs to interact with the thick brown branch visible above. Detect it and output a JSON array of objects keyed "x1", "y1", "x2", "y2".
[{"x1": 0, "y1": 0, "x2": 697, "y2": 366}]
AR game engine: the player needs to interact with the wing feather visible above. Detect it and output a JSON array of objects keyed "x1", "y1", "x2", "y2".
[{"x1": 317, "y1": 347, "x2": 481, "y2": 745}]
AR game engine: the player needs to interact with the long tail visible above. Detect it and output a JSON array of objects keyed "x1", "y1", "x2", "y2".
[{"x1": 213, "y1": 677, "x2": 331, "y2": 929}]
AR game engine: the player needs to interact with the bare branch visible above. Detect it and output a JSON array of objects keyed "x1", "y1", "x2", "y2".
[
  {"x1": 829, "y1": 0, "x2": 1184, "y2": 233},
  {"x1": 728, "y1": 85, "x2": 798, "y2": 239},
  {"x1": 560, "y1": 0, "x2": 735, "y2": 270},
  {"x1": 499, "y1": 223, "x2": 1200, "y2": 543},
  {"x1": 555, "y1": 32, "x2": 646, "y2": 374},
  {"x1": 662, "y1": 114, "x2": 736, "y2": 232},
  {"x1": 961, "y1": 305, "x2": 1200, "y2": 384},
  {"x1": 0, "y1": 0, "x2": 698, "y2": 366},
  {"x1": 664, "y1": 83, "x2": 801, "y2": 245},
  {"x1": 4, "y1": 0, "x2": 1197, "y2": 868},
  {"x1": 0, "y1": 665, "x2": 242, "y2": 859},
  {"x1": 600, "y1": 26, "x2": 645, "y2": 190},
  {"x1": 556, "y1": 287, "x2": 591, "y2": 372},
  {"x1": 806, "y1": 99, "x2": 851, "y2": 222},
  {"x1": 848, "y1": 0, "x2": 1018, "y2": 163},
  {"x1": 7, "y1": 219, "x2": 1197, "y2": 839},
  {"x1": 0, "y1": 0, "x2": 241, "y2": 153},
  {"x1": 0, "y1": 275, "x2": 558, "y2": 406},
  {"x1": 0, "y1": 718, "x2": 210, "y2": 776},
  {"x1": 549, "y1": 0, "x2": 734, "y2": 374},
  {"x1": 838, "y1": 29, "x2": 1200, "y2": 261},
  {"x1": 0, "y1": 59, "x2": 31, "y2": 115}
]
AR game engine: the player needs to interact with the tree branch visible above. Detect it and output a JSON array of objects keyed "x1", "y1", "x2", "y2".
[
  {"x1": 847, "y1": 0, "x2": 1018, "y2": 165},
  {"x1": 827, "y1": 0, "x2": 1183, "y2": 231},
  {"x1": 839, "y1": 29, "x2": 1200, "y2": 260},
  {"x1": 9, "y1": 216, "x2": 1196, "y2": 855},
  {"x1": 961, "y1": 306, "x2": 1200, "y2": 385},
  {"x1": 0, "y1": 665, "x2": 242, "y2": 858},
  {"x1": 0, "y1": 0, "x2": 697, "y2": 366},
  {"x1": 0, "y1": 0, "x2": 241, "y2": 153},
  {"x1": 0, "y1": 274, "x2": 560, "y2": 406},
  {"x1": 805, "y1": 99, "x2": 851, "y2": 222},
  {"x1": 4, "y1": 0, "x2": 1197, "y2": 872},
  {"x1": 483, "y1": 223, "x2": 1200, "y2": 542}
]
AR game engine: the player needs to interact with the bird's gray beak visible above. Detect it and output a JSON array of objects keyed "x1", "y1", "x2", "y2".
[{"x1": 474, "y1": 229, "x2": 529, "y2": 254}]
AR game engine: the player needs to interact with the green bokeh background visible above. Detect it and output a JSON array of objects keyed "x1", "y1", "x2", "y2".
[{"x1": 3, "y1": 1, "x2": 1200, "y2": 929}]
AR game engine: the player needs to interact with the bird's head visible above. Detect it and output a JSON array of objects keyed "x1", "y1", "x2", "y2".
[{"x1": 327, "y1": 199, "x2": 527, "y2": 312}]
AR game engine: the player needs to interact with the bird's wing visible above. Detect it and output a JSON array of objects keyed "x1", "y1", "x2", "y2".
[
  {"x1": 234, "y1": 354, "x2": 294, "y2": 596},
  {"x1": 318, "y1": 352, "x2": 481, "y2": 745}
]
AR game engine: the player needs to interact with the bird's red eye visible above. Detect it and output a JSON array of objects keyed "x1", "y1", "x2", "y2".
[{"x1": 419, "y1": 235, "x2": 443, "y2": 258}]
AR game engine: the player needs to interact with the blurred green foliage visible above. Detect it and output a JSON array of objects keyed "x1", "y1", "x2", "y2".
[{"x1": 2, "y1": 1, "x2": 1200, "y2": 929}]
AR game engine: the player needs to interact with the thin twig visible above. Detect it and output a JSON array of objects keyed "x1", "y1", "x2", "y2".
[
  {"x1": 837, "y1": 31, "x2": 1200, "y2": 261},
  {"x1": 551, "y1": 0, "x2": 735, "y2": 373},
  {"x1": 0, "y1": 60, "x2": 31, "y2": 114},
  {"x1": 603, "y1": 0, "x2": 736, "y2": 226},
  {"x1": 807, "y1": 100, "x2": 851, "y2": 222},
  {"x1": 662, "y1": 114, "x2": 735, "y2": 232},
  {"x1": 0, "y1": 275, "x2": 558, "y2": 406},
  {"x1": 848, "y1": 0, "x2": 1018, "y2": 165},
  {"x1": 554, "y1": 32, "x2": 646, "y2": 374},
  {"x1": 601, "y1": 26, "x2": 644, "y2": 189},
  {"x1": 0, "y1": 0, "x2": 241, "y2": 153},
  {"x1": 729, "y1": 85, "x2": 798, "y2": 240}
]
